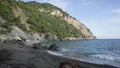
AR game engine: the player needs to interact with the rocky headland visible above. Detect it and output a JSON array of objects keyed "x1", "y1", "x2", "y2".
[{"x1": 0, "y1": 0, "x2": 95, "y2": 41}]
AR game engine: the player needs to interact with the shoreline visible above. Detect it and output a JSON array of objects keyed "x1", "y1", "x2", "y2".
[
  {"x1": 47, "y1": 50, "x2": 120, "y2": 68},
  {"x1": 0, "y1": 42, "x2": 118, "y2": 68}
]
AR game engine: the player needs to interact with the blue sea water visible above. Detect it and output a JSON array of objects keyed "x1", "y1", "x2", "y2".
[{"x1": 43, "y1": 39, "x2": 120, "y2": 67}]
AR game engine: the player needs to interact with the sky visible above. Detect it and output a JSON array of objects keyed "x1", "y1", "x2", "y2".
[{"x1": 23, "y1": 0, "x2": 120, "y2": 39}]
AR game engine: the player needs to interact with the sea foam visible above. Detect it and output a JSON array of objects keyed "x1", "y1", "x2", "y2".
[
  {"x1": 47, "y1": 50, "x2": 63, "y2": 56},
  {"x1": 91, "y1": 54, "x2": 120, "y2": 61}
]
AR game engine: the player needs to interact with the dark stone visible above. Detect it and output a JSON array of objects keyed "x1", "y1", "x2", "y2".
[
  {"x1": 59, "y1": 38, "x2": 63, "y2": 41},
  {"x1": 59, "y1": 62, "x2": 80, "y2": 68},
  {"x1": 48, "y1": 43, "x2": 60, "y2": 51},
  {"x1": 14, "y1": 40, "x2": 24, "y2": 45},
  {"x1": 32, "y1": 43, "x2": 48, "y2": 50}
]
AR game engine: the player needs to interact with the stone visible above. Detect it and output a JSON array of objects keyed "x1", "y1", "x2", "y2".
[
  {"x1": 48, "y1": 43, "x2": 60, "y2": 51},
  {"x1": 32, "y1": 43, "x2": 48, "y2": 50}
]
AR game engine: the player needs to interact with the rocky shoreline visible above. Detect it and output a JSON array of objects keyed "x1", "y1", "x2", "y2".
[{"x1": 0, "y1": 40, "x2": 118, "y2": 68}]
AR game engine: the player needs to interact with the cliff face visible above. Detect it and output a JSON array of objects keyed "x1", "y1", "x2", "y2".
[
  {"x1": 64, "y1": 16, "x2": 94, "y2": 39},
  {"x1": 0, "y1": 1, "x2": 95, "y2": 41},
  {"x1": 41, "y1": 8, "x2": 95, "y2": 39}
]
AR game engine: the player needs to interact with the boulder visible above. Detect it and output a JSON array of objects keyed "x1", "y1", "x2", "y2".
[
  {"x1": 48, "y1": 43, "x2": 60, "y2": 51},
  {"x1": 32, "y1": 43, "x2": 48, "y2": 50}
]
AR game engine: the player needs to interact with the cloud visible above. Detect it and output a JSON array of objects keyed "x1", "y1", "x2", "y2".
[
  {"x1": 82, "y1": 2, "x2": 92, "y2": 6},
  {"x1": 81, "y1": 0, "x2": 89, "y2": 2},
  {"x1": 79, "y1": 0, "x2": 95, "y2": 7},
  {"x1": 101, "y1": 15, "x2": 120, "y2": 24},
  {"x1": 110, "y1": 8, "x2": 120, "y2": 23},
  {"x1": 108, "y1": 17, "x2": 120, "y2": 23},
  {"x1": 102, "y1": 8, "x2": 120, "y2": 24},
  {"x1": 112, "y1": 8, "x2": 120, "y2": 15}
]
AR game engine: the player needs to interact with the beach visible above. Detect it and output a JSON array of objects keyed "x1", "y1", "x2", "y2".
[{"x1": 0, "y1": 42, "x2": 117, "y2": 68}]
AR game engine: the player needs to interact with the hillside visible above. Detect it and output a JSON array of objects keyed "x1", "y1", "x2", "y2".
[{"x1": 0, "y1": 0, "x2": 95, "y2": 41}]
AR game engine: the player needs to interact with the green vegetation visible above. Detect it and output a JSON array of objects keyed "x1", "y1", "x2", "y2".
[
  {"x1": 21, "y1": 1, "x2": 84, "y2": 38},
  {"x1": 0, "y1": 0, "x2": 85, "y2": 39},
  {"x1": 0, "y1": 29, "x2": 6, "y2": 34},
  {"x1": 0, "y1": 0, "x2": 27, "y2": 32},
  {"x1": 0, "y1": 0, "x2": 15, "y2": 21}
]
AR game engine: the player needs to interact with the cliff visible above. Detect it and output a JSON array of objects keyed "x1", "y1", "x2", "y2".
[{"x1": 0, "y1": 0, "x2": 95, "y2": 41}]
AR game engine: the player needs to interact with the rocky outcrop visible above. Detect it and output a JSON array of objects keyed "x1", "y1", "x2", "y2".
[
  {"x1": 0, "y1": 26, "x2": 42, "y2": 44},
  {"x1": 64, "y1": 16, "x2": 94, "y2": 39},
  {"x1": 50, "y1": 9, "x2": 63, "y2": 17},
  {"x1": 10, "y1": 26, "x2": 27, "y2": 39}
]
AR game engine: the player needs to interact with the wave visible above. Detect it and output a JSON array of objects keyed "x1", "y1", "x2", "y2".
[
  {"x1": 47, "y1": 50, "x2": 63, "y2": 56},
  {"x1": 47, "y1": 50, "x2": 86, "y2": 61},
  {"x1": 90, "y1": 54, "x2": 120, "y2": 61}
]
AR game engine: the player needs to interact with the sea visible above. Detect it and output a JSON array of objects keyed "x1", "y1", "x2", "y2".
[{"x1": 42, "y1": 39, "x2": 120, "y2": 67}]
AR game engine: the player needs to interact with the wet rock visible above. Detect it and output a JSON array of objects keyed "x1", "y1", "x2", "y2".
[
  {"x1": 59, "y1": 62, "x2": 80, "y2": 68},
  {"x1": 32, "y1": 43, "x2": 48, "y2": 50},
  {"x1": 48, "y1": 43, "x2": 59, "y2": 51}
]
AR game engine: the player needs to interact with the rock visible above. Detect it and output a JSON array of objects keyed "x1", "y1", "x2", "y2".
[
  {"x1": 48, "y1": 43, "x2": 60, "y2": 51},
  {"x1": 9, "y1": 26, "x2": 28, "y2": 40},
  {"x1": 32, "y1": 43, "x2": 48, "y2": 50},
  {"x1": 50, "y1": 9, "x2": 63, "y2": 16},
  {"x1": 0, "y1": 34, "x2": 7, "y2": 42},
  {"x1": 59, "y1": 62, "x2": 80, "y2": 68},
  {"x1": 64, "y1": 15, "x2": 95, "y2": 39},
  {"x1": 3, "y1": 39, "x2": 24, "y2": 45}
]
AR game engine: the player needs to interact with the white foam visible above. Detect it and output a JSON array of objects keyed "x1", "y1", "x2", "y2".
[
  {"x1": 47, "y1": 50, "x2": 85, "y2": 61},
  {"x1": 91, "y1": 54, "x2": 120, "y2": 61},
  {"x1": 61, "y1": 48, "x2": 70, "y2": 52},
  {"x1": 47, "y1": 50, "x2": 63, "y2": 56}
]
